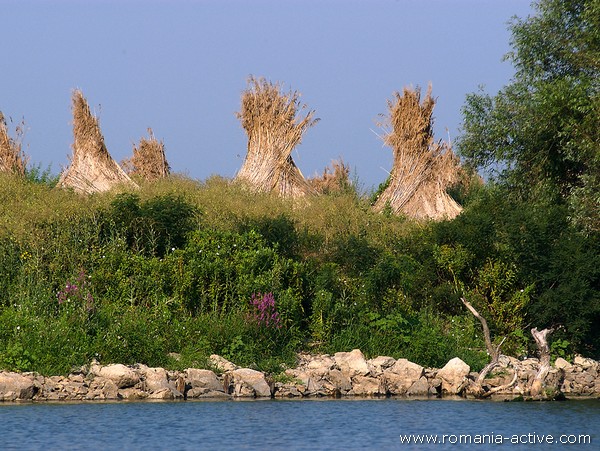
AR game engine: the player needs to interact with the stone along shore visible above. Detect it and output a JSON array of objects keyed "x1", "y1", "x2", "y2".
[{"x1": 0, "y1": 349, "x2": 598, "y2": 402}]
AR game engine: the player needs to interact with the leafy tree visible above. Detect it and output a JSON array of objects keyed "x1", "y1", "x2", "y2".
[{"x1": 458, "y1": 0, "x2": 600, "y2": 232}]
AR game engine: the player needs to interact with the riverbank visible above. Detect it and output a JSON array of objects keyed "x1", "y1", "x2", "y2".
[{"x1": 1, "y1": 350, "x2": 598, "y2": 402}]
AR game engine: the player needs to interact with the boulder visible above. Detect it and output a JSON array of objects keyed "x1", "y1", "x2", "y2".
[
  {"x1": 0, "y1": 372, "x2": 37, "y2": 400},
  {"x1": 95, "y1": 364, "x2": 140, "y2": 389},
  {"x1": 381, "y1": 359, "x2": 424, "y2": 395},
  {"x1": 138, "y1": 366, "x2": 169, "y2": 392},
  {"x1": 554, "y1": 357, "x2": 572, "y2": 370},
  {"x1": 388, "y1": 358, "x2": 424, "y2": 380},
  {"x1": 87, "y1": 377, "x2": 119, "y2": 400},
  {"x1": 573, "y1": 355, "x2": 596, "y2": 369},
  {"x1": 334, "y1": 349, "x2": 370, "y2": 378},
  {"x1": 148, "y1": 388, "x2": 176, "y2": 400},
  {"x1": 185, "y1": 369, "x2": 223, "y2": 392},
  {"x1": 326, "y1": 369, "x2": 352, "y2": 393},
  {"x1": 367, "y1": 356, "x2": 396, "y2": 376},
  {"x1": 229, "y1": 368, "x2": 272, "y2": 398},
  {"x1": 407, "y1": 376, "x2": 430, "y2": 396},
  {"x1": 209, "y1": 355, "x2": 238, "y2": 373},
  {"x1": 351, "y1": 376, "x2": 383, "y2": 396},
  {"x1": 193, "y1": 390, "x2": 231, "y2": 399},
  {"x1": 305, "y1": 355, "x2": 336, "y2": 377},
  {"x1": 273, "y1": 383, "x2": 304, "y2": 398},
  {"x1": 437, "y1": 357, "x2": 470, "y2": 395},
  {"x1": 382, "y1": 373, "x2": 411, "y2": 395},
  {"x1": 118, "y1": 388, "x2": 148, "y2": 400}
]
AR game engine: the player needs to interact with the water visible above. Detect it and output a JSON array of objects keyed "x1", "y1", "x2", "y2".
[{"x1": 0, "y1": 398, "x2": 598, "y2": 450}]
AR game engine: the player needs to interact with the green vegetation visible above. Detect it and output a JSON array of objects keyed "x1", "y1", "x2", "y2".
[
  {"x1": 0, "y1": 170, "x2": 597, "y2": 375},
  {"x1": 0, "y1": 0, "x2": 598, "y2": 376}
]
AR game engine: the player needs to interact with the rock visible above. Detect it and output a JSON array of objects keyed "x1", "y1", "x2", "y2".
[
  {"x1": 367, "y1": 356, "x2": 396, "y2": 376},
  {"x1": 96, "y1": 364, "x2": 140, "y2": 389},
  {"x1": 326, "y1": 369, "x2": 352, "y2": 393},
  {"x1": 185, "y1": 369, "x2": 222, "y2": 392},
  {"x1": 351, "y1": 376, "x2": 383, "y2": 396},
  {"x1": 381, "y1": 359, "x2": 424, "y2": 395},
  {"x1": 229, "y1": 368, "x2": 272, "y2": 398},
  {"x1": 87, "y1": 377, "x2": 119, "y2": 400},
  {"x1": 274, "y1": 383, "x2": 303, "y2": 398},
  {"x1": 388, "y1": 358, "x2": 424, "y2": 380},
  {"x1": 195, "y1": 390, "x2": 231, "y2": 399},
  {"x1": 148, "y1": 388, "x2": 175, "y2": 400},
  {"x1": 118, "y1": 388, "x2": 148, "y2": 400},
  {"x1": 209, "y1": 355, "x2": 238, "y2": 373},
  {"x1": 0, "y1": 372, "x2": 37, "y2": 400},
  {"x1": 138, "y1": 366, "x2": 169, "y2": 392},
  {"x1": 382, "y1": 373, "x2": 410, "y2": 395},
  {"x1": 554, "y1": 357, "x2": 572, "y2": 370},
  {"x1": 334, "y1": 349, "x2": 370, "y2": 377},
  {"x1": 305, "y1": 355, "x2": 336, "y2": 377},
  {"x1": 407, "y1": 376, "x2": 430, "y2": 396},
  {"x1": 574, "y1": 355, "x2": 597, "y2": 370},
  {"x1": 186, "y1": 387, "x2": 211, "y2": 398},
  {"x1": 437, "y1": 357, "x2": 470, "y2": 395}
]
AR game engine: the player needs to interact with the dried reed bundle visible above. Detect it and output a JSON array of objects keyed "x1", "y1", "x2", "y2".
[
  {"x1": 58, "y1": 90, "x2": 137, "y2": 194},
  {"x1": 235, "y1": 76, "x2": 318, "y2": 197},
  {"x1": 122, "y1": 128, "x2": 170, "y2": 181},
  {"x1": 309, "y1": 158, "x2": 351, "y2": 194},
  {"x1": 0, "y1": 112, "x2": 27, "y2": 176},
  {"x1": 374, "y1": 85, "x2": 462, "y2": 220}
]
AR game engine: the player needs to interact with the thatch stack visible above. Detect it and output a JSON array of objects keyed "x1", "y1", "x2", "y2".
[
  {"x1": 309, "y1": 159, "x2": 351, "y2": 194},
  {"x1": 373, "y1": 86, "x2": 462, "y2": 220},
  {"x1": 0, "y1": 112, "x2": 27, "y2": 176},
  {"x1": 122, "y1": 128, "x2": 170, "y2": 181},
  {"x1": 236, "y1": 76, "x2": 318, "y2": 197},
  {"x1": 58, "y1": 90, "x2": 137, "y2": 194}
]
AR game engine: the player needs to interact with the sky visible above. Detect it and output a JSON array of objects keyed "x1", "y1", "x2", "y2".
[{"x1": 2, "y1": 0, "x2": 534, "y2": 190}]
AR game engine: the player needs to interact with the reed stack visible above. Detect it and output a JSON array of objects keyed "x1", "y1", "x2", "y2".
[
  {"x1": 235, "y1": 76, "x2": 318, "y2": 197},
  {"x1": 58, "y1": 90, "x2": 137, "y2": 194},
  {"x1": 374, "y1": 85, "x2": 462, "y2": 220},
  {"x1": 0, "y1": 112, "x2": 27, "y2": 176},
  {"x1": 122, "y1": 128, "x2": 170, "y2": 181}
]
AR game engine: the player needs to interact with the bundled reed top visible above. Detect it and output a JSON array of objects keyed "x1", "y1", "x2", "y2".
[
  {"x1": 235, "y1": 76, "x2": 318, "y2": 198},
  {"x1": 374, "y1": 85, "x2": 462, "y2": 220},
  {"x1": 58, "y1": 90, "x2": 137, "y2": 194}
]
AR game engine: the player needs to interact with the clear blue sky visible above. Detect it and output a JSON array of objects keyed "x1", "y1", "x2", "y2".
[{"x1": 2, "y1": 0, "x2": 533, "y2": 190}]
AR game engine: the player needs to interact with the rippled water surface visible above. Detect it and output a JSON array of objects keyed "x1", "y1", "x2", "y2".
[{"x1": 1, "y1": 398, "x2": 599, "y2": 450}]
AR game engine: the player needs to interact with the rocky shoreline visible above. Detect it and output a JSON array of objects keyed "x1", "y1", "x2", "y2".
[{"x1": 1, "y1": 350, "x2": 598, "y2": 402}]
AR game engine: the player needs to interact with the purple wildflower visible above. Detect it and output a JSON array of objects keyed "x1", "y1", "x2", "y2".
[{"x1": 250, "y1": 292, "x2": 281, "y2": 329}]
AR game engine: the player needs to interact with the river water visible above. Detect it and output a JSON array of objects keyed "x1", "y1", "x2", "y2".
[{"x1": 0, "y1": 398, "x2": 598, "y2": 450}]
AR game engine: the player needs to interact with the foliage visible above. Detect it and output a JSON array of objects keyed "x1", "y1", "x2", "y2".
[{"x1": 457, "y1": 0, "x2": 600, "y2": 233}]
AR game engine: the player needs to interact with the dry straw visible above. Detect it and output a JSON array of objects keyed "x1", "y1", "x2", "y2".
[
  {"x1": 58, "y1": 90, "x2": 137, "y2": 194},
  {"x1": 0, "y1": 112, "x2": 27, "y2": 176},
  {"x1": 309, "y1": 158, "x2": 351, "y2": 195},
  {"x1": 235, "y1": 76, "x2": 318, "y2": 197},
  {"x1": 122, "y1": 128, "x2": 170, "y2": 181},
  {"x1": 374, "y1": 85, "x2": 462, "y2": 220}
]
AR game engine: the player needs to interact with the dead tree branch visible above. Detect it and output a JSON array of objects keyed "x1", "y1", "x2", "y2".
[
  {"x1": 530, "y1": 327, "x2": 554, "y2": 398},
  {"x1": 461, "y1": 297, "x2": 506, "y2": 397}
]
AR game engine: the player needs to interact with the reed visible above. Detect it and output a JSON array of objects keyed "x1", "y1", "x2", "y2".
[
  {"x1": 235, "y1": 76, "x2": 318, "y2": 197},
  {"x1": 122, "y1": 128, "x2": 170, "y2": 181},
  {"x1": 374, "y1": 85, "x2": 462, "y2": 220},
  {"x1": 309, "y1": 158, "x2": 351, "y2": 195},
  {"x1": 58, "y1": 90, "x2": 137, "y2": 194},
  {"x1": 0, "y1": 112, "x2": 27, "y2": 176}
]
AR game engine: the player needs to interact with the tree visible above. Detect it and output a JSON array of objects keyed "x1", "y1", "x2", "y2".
[{"x1": 458, "y1": 0, "x2": 600, "y2": 233}]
